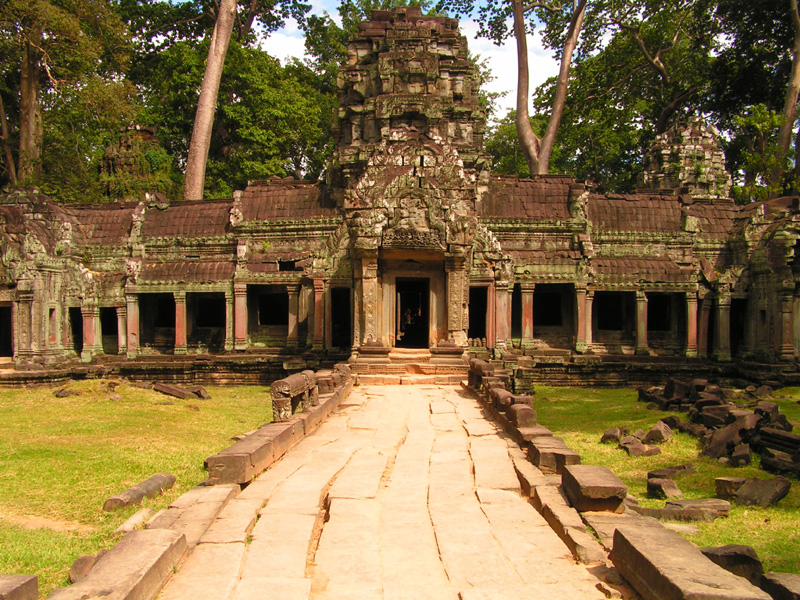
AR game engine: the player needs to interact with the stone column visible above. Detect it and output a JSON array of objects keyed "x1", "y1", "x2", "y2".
[
  {"x1": 360, "y1": 251, "x2": 379, "y2": 344},
  {"x1": 685, "y1": 292, "x2": 698, "y2": 358},
  {"x1": 714, "y1": 289, "x2": 731, "y2": 361},
  {"x1": 585, "y1": 290, "x2": 594, "y2": 349},
  {"x1": 635, "y1": 290, "x2": 649, "y2": 355},
  {"x1": 487, "y1": 283, "x2": 496, "y2": 349},
  {"x1": 780, "y1": 290, "x2": 794, "y2": 361},
  {"x1": 233, "y1": 283, "x2": 247, "y2": 350},
  {"x1": 445, "y1": 253, "x2": 468, "y2": 346},
  {"x1": 324, "y1": 284, "x2": 333, "y2": 349},
  {"x1": 16, "y1": 289, "x2": 33, "y2": 358},
  {"x1": 117, "y1": 305, "x2": 127, "y2": 355},
  {"x1": 494, "y1": 279, "x2": 510, "y2": 349},
  {"x1": 81, "y1": 304, "x2": 101, "y2": 362},
  {"x1": 313, "y1": 278, "x2": 325, "y2": 350},
  {"x1": 174, "y1": 291, "x2": 187, "y2": 355},
  {"x1": 126, "y1": 294, "x2": 139, "y2": 358},
  {"x1": 697, "y1": 295, "x2": 711, "y2": 359},
  {"x1": 287, "y1": 284, "x2": 301, "y2": 346},
  {"x1": 520, "y1": 281, "x2": 535, "y2": 349},
  {"x1": 575, "y1": 286, "x2": 587, "y2": 353},
  {"x1": 353, "y1": 276, "x2": 362, "y2": 350},
  {"x1": 224, "y1": 291, "x2": 234, "y2": 351}
]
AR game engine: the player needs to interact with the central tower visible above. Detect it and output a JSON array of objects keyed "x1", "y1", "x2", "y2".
[{"x1": 329, "y1": 7, "x2": 489, "y2": 350}]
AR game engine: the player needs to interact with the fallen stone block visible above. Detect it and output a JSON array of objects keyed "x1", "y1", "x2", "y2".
[
  {"x1": 760, "y1": 573, "x2": 800, "y2": 600},
  {"x1": 115, "y1": 508, "x2": 156, "y2": 534},
  {"x1": 609, "y1": 525, "x2": 771, "y2": 600},
  {"x1": 0, "y1": 575, "x2": 37, "y2": 600},
  {"x1": 759, "y1": 449, "x2": 799, "y2": 476},
  {"x1": 665, "y1": 498, "x2": 730, "y2": 518},
  {"x1": 664, "y1": 378, "x2": 690, "y2": 402},
  {"x1": 517, "y1": 425, "x2": 552, "y2": 441},
  {"x1": 730, "y1": 444, "x2": 752, "y2": 467},
  {"x1": 647, "y1": 464, "x2": 695, "y2": 480},
  {"x1": 69, "y1": 555, "x2": 97, "y2": 584},
  {"x1": 701, "y1": 545, "x2": 763, "y2": 586},
  {"x1": 581, "y1": 511, "x2": 661, "y2": 551},
  {"x1": 534, "y1": 488, "x2": 606, "y2": 564},
  {"x1": 529, "y1": 437, "x2": 580, "y2": 473},
  {"x1": 507, "y1": 404, "x2": 536, "y2": 428},
  {"x1": 601, "y1": 428, "x2": 624, "y2": 444},
  {"x1": 103, "y1": 473, "x2": 177, "y2": 512},
  {"x1": 153, "y1": 382, "x2": 196, "y2": 400},
  {"x1": 702, "y1": 422, "x2": 744, "y2": 459},
  {"x1": 48, "y1": 529, "x2": 186, "y2": 600},
  {"x1": 562, "y1": 465, "x2": 627, "y2": 513},
  {"x1": 734, "y1": 476, "x2": 792, "y2": 507},
  {"x1": 630, "y1": 505, "x2": 720, "y2": 523},
  {"x1": 643, "y1": 422, "x2": 672, "y2": 444},
  {"x1": 621, "y1": 441, "x2": 661, "y2": 457},
  {"x1": 647, "y1": 478, "x2": 683, "y2": 500},
  {"x1": 185, "y1": 385, "x2": 211, "y2": 400},
  {"x1": 715, "y1": 477, "x2": 746, "y2": 500},
  {"x1": 659, "y1": 416, "x2": 682, "y2": 430}
]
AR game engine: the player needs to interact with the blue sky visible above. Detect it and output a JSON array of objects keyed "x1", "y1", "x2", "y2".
[{"x1": 257, "y1": 0, "x2": 560, "y2": 121}]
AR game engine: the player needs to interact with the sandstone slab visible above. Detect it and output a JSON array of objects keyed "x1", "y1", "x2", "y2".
[
  {"x1": 562, "y1": 465, "x2": 627, "y2": 513},
  {"x1": 0, "y1": 575, "x2": 37, "y2": 600}
]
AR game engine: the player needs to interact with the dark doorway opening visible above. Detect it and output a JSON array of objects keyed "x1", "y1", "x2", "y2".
[
  {"x1": 595, "y1": 292, "x2": 629, "y2": 331},
  {"x1": 647, "y1": 294, "x2": 672, "y2": 331},
  {"x1": 468, "y1": 287, "x2": 488, "y2": 340},
  {"x1": 511, "y1": 283, "x2": 522, "y2": 338},
  {"x1": 533, "y1": 288, "x2": 563, "y2": 326},
  {"x1": 69, "y1": 307, "x2": 83, "y2": 354},
  {"x1": 331, "y1": 287, "x2": 351, "y2": 348},
  {"x1": 139, "y1": 293, "x2": 175, "y2": 352},
  {"x1": 731, "y1": 298, "x2": 747, "y2": 357},
  {"x1": 189, "y1": 293, "x2": 226, "y2": 352},
  {"x1": 0, "y1": 306, "x2": 11, "y2": 356},
  {"x1": 100, "y1": 307, "x2": 118, "y2": 354},
  {"x1": 396, "y1": 278, "x2": 429, "y2": 348}
]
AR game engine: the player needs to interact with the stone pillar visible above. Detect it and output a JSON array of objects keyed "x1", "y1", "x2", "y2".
[
  {"x1": 117, "y1": 305, "x2": 127, "y2": 355},
  {"x1": 81, "y1": 304, "x2": 102, "y2": 362},
  {"x1": 224, "y1": 291, "x2": 234, "y2": 351},
  {"x1": 233, "y1": 283, "x2": 247, "y2": 350},
  {"x1": 685, "y1": 292, "x2": 698, "y2": 358},
  {"x1": 780, "y1": 290, "x2": 794, "y2": 361},
  {"x1": 697, "y1": 295, "x2": 711, "y2": 359},
  {"x1": 126, "y1": 294, "x2": 139, "y2": 358},
  {"x1": 494, "y1": 280, "x2": 510, "y2": 349},
  {"x1": 360, "y1": 251, "x2": 379, "y2": 344},
  {"x1": 487, "y1": 283, "x2": 496, "y2": 349},
  {"x1": 16, "y1": 289, "x2": 33, "y2": 358},
  {"x1": 575, "y1": 286, "x2": 587, "y2": 353},
  {"x1": 312, "y1": 278, "x2": 325, "y2": 349},
  {"x1": 585, "y1": 290, "x2": 594, "y2": 349},
  {"x1": 714, "y1": 289, "x2": 731, "y2": 361},
  {"x1": 445, "y1": 253, "x2": 468, "y2": 346},
  {"x1": 174, "y1": 291, "x2": 187, "y2": 355},
  {"x1": 635, "y1": 290, "x2": 649, "y2": 355},
  {"x1": 520, "y1": 281, "x2": 534, "y2": 349},
  {"x1": 324, "y1": 284, "x2": 333, "y2": 349},
  {"x1": 353, "y1": 276, "x2": 362, "y2": 350},
  {"x1": 287, "y1": 284, "x2": 301, "y2": 346}
]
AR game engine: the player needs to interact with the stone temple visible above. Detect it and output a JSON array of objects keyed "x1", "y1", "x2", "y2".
[{"x1": 2, "y1": 8, "x2": 800, "y2": 384}]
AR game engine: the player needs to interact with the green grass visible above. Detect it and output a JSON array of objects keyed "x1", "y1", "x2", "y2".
[
  {"x1": 534, "y1": 386, "x2": 800, "y2": 574},
  {"x1": 0, "y1": 380, "x2": 272, "y2": 597}
]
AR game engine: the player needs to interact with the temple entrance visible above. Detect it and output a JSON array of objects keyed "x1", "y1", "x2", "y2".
[
  {"x1": 0, "y1": 305, "x2": 11, "y2": 357},
  {"x1": 396, "y1": 278, "x2": 429, "y2": 348}
]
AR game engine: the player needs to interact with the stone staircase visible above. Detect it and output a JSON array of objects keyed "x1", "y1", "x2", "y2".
[{"x1": 352, "y1": 347, "x2": 468, "y2": 385}]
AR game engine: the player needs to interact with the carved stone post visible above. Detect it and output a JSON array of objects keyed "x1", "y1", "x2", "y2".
[
  {"x1": 287, "y1": 284, "x2": 301, "y2": 346},
  {"x1": 494, "y1": 279, "x2": 510, "y2": 349},
  {"x1": 324, "y1": 283, "x2": 333, "y2": 349},
  {"x1": 313, "y1": 278, "x2": 325, "y2": 349},
  {"x1": 360, "y1": 250, "x2": 379, "y2": 344},
  {"x1": 714, "y1": 289, "x2": 731, "y2": 361},
  {"x1": 126, "y1": 294, "x2": 139, "y2": 358},
  {"x1": 635, "y1": 290, "x2": 649, "y2": 355},
  {"x1": 233, "y1": 282, "x2": 247, "y2": 350},
  {"x1": 174, "y1": 291, "x2": 187, "y2": 355},
  {"x1": 445, "y1": 253, "x2": 468, "y2": 346},
  {"x1": 685, "y1": 292, "x2": 698, "y2": 358},
  {"x1": 585, "y1": 290, "x2": 594, "y2": 349},
  {"x1": 16, "y1": 288, "x2": 33, "y2": 359},
  {"x1": 520, "y1": 281, "x2": 535, "y2": 349},
  {"x1": 81, "y1": 304, "x2": 101, "y2": 362},
  {"x1": 117, "y1": 305, "x2": 127, "y2": 355},
  {"x1": 697, "y1": 294, "x2": 711, "y2": 359},
  {"x1": 780, "y1": 290, "x2": 794, "y2": 361},
  {"x1": 575, "y1": 286, "x2": 587, "y2": 353},
  {"x1": 224, "y1": 291, "x2": 234, "y2": 351}
]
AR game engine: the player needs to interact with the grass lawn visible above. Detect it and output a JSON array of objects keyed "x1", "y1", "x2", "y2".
[
  {"x1": 0, "y1": 379, "x2": 272, "y2": 598},
  {"x1": 534, "y1": 386, "x2": 800, "y2": 574}
]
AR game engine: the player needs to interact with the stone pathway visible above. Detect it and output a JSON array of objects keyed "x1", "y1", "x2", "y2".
[{"x1": 158, "y1": 385, "x2": 606, "y2": 600}]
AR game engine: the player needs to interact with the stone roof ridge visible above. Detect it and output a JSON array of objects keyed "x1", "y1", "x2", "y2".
[{"x1": 360, "y1": 7, "x2": 459, "y2": 30}]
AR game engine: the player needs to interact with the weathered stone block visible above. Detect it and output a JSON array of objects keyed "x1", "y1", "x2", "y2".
[
  {"x1": 0, "y1": 575, "x2": 37, "y2": 600},
  {"x1": 715, "y1": 477, "x2": 746, "y2": 500},
  {"x1": 643, "y1": 421, "x2": 672, "y2": 444},
  {"x1": 507, "y1": 404, "x2": 536, "y2": 428},
  {"x1": 562, "y1": 465, "x2": 627, "y2": 513},
  {"x1": 647, "y1": 478, "x2": 683, "y2": 500},
  {"x1": 701, "y1": 545, "x2": 763, "y2": 586},
  {"x1": 760, "y1": 573, "x2": 800, "y2": 600},
  {"x1": 734, "y1": 476, "x2": 791, "y2": 507}
]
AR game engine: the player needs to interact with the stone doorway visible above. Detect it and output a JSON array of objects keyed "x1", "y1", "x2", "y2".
[
  {"x1": 69, "y1": 307, "x2": 83, "y2": 355},
  {"x1": 100, "y1": 307, "x2": 119, "y2": 355},
  {"x1": 396, "y1": 278, "x2": 429, "y2": 348},
  {"x1": 0, "y1": 305, "x2": 11, "y2": 357}
]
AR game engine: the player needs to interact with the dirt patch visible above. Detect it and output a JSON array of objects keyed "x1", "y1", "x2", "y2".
[{"x1": 0, "y1": 510, "x2": 97, "y2": 533}]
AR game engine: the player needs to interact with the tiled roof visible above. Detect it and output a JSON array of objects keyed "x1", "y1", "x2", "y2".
[
  {"x1": 480, "y1": 176, "x2": 572, "y2": 220},
  {"x1": 142, "y1": 200, "x2": 231, "y2": 238},
  {"x1": 240, "y1": 180, "x2": 336, "y2": 221},
  {"x1": 684, "y1": 200, "x2": 738, "y2": 240},
  {"x1": 588, "y1": 194, "x2": 682, "y2": 233},
  {"x1": 593, "y1": 258, "x2": 692, "y2": 284},
  {"x1": 138, "y1": 261, "x2": 235, "y2": 283},
  {"x1": 66, "y1": 206, "x2": 135, "y2": 246}
]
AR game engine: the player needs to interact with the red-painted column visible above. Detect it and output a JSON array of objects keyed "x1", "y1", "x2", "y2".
[
  {"x1": 635, "y1": 291, "x2": 649, "y2": 355},
  {"x1": 575, "y1": 286, "x2": 587, "y2": 353},
  {"x1": 520, "y1": 281, "x2": 534, "y2": 349},
  {"x1": 233, "y1": 283, "x2": 247, "y2": 350},
  {"x1": 126, "y1": 294, "x2": 139, "y2": 358},
  {"x1": 174, "y1": 291, "x2": 187, "y2": 355},
  {"x1": 685, "y1": 292, "x2": 698, "y2": 358}
]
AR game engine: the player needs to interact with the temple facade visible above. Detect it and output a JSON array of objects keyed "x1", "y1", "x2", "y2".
[{"x1": 2, "y1": 8, "x2": 800, "y2": 375}]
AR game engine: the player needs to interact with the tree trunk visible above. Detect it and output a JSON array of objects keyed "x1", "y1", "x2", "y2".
[
  {"x1": 183, "y1": 0, "x2": 237, "y2": 201},
  {"x1": 512, "y1": 0, "x2": 540, "y2": 176},
  {"x1": 536, "y1": 0, "x2": 587, "y2": 174},
  {"x1": 778, "y1": 0, "x2": 800, "y2": 157},
  {"x1": 18, "y1": 35, "x2": 43, "y2": 183},
  {"x1": 0, "y1": 94, "x2": 17, "y2": 185}
]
